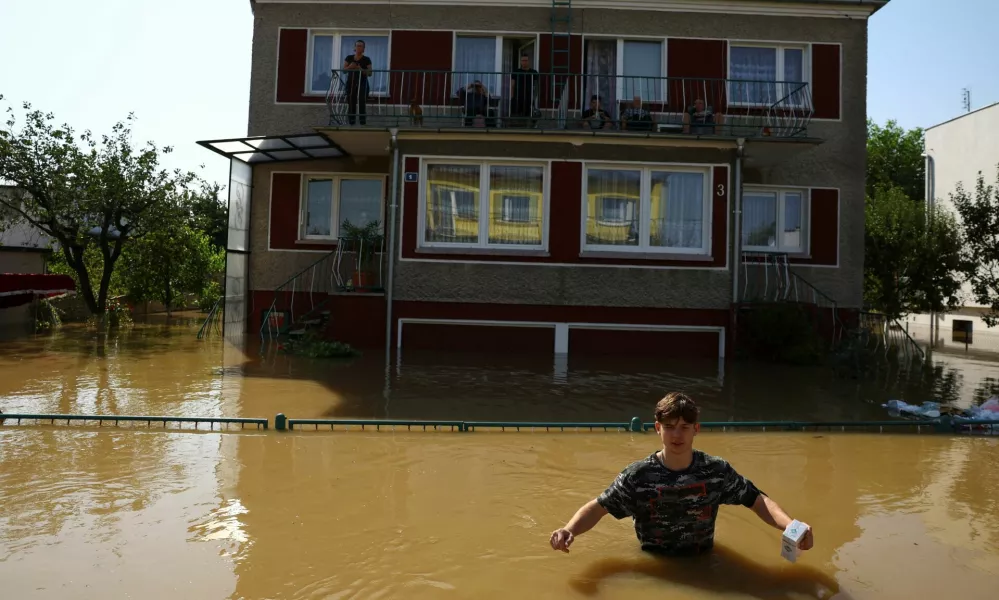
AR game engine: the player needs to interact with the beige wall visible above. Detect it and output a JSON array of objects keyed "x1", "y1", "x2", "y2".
[
  {"x1": 249, "y1": 157, "x2": 391, "y2": 291},
  {"x1": 243, "y1": 3, "x2": 869, "y2": 308}
]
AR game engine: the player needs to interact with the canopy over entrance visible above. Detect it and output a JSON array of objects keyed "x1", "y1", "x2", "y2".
[
  {"x1": 196, "y1": 133, "x2": 347, "y2": 164},
  {"x1": 0, "y1": 273, "x2": 76, "y2": 309}
]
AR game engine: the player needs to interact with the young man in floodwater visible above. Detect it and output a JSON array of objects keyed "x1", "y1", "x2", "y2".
[{"x1": 550, "y1": 392, "x2": 814, "y2": 556}]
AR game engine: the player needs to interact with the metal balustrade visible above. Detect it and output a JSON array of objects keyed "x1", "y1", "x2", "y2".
[
  {"x1": 3, "y1": 413, "x2": 995, "y2": 435},
  {"x1": 325, "y1": 70, "x2": 812, "y2": 138},
  {"x1": 0, "y1": 413, "x2": 268, "y2": 430}
]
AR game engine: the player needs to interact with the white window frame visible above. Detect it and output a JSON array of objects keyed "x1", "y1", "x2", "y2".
[
  {"x1": 306, "y1": 30, "x2": 391, "y2": 96},
  {"x1": 616, "y1": 38, "x2": 667, "y2": 103},
  {"x1": 741, "y1": 186, "x2": 810, "y2": 254},
  {"x1": 418, "y1": 158, "x2": 550, "y2": 251},
  {"x1": 726, "y1": 42, "x2": 810, "y2": 108},
  {"x1": 581, "y1": 164, "x2": 713, "y2": 256},
  {"x1": 298, "y1": 173, "x2": 386, "y2": 241}
]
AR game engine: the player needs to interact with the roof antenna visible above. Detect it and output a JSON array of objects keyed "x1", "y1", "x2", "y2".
[{"x1": 962, "y1": 88, "x2": 972, "y2": 113}]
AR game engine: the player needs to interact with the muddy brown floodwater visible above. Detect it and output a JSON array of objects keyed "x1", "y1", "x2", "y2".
[{"x1": 1, "y1": 317, "x2": 999, "y2": 599}]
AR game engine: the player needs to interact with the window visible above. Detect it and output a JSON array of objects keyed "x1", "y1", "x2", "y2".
[
  {"x1": 583, "y1": 166, "x2": 711, "y2": 254},
  {"x1": 728, "y1": 43, "x2": 807, "y2": 106},
  {"x1": 309, "y1": 32, "x2": 389, "y2": 95},
  {"x1": 621, "y1": 40, "x2": 664, "y2": 102},
  {"x1": 741, "y1": 188, "x2": 807, "y2": 253},
  {"x1": 300, "y1": 175, "x2": 384, "y2": 240},
  {"x1": 454, "y1": 35, "x2": 501, "y2": 95},
  {"x1": 422, "y1": 161, "x2": 547, "y2": 249}
]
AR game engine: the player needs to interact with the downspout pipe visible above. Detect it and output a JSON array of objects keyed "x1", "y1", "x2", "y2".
[
  {"x1": 923, "y1": 151, "x2": 935, "y2": 351},
  {"x1": 384, "y1": 128, "x2": 400, "y2": 361},
  {"x1": 732, "y1": 139, "x2": 746, "y2": 305},
  {"x1": 730, "y1": 139, "x2": 745, "y2": 358}
]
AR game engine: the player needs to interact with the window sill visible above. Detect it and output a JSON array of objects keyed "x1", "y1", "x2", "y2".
[
  {"x1": 415, "y1": 246, "x2": 549, "y2": 258},
  {"x1": 579, "y1": 250, "x2": 714, "y2": 262},
  {"x1": 742, "y1": 250, "x2": 811, "y2": 260},
  {"x1": 297, "y1": 238, "x2": 338, "y2": 245}
]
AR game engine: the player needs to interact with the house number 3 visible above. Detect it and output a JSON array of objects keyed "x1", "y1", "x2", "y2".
[{"x1": 716, "y1": 184, "x2": 725, "y2": 196}]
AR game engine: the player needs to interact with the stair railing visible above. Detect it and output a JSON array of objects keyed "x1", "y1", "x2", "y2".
[
  {"x1": 260, "y1": 249, "x2": 339, "y2": 341},
  {"x1": 740, "y1": 252, "x2": 842, "y2": 348},
  {"x1": 196, "y1": 298, "x2": 223, "y2": 340},
  {"x1": 859, "y1": 312, "x2": 925, "y2": 364}
]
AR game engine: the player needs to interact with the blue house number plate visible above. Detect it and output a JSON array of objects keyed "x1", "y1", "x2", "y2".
[{"x1": 404, "y1": 172, "x2": 418, "y2": 183}]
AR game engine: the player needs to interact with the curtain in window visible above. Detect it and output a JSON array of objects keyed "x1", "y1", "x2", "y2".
[
  {"x1": 622, "y1": 41, "x2": 663, "y2": 102},
  {"x1": 489, "y1": 166, "x2": 543, "y2": 245},
  {"x1": 742, "y1": 192, "x2": 777, "y2": 248},
  {"x1": 587, "y1": 169, "x2": 640, "y2": 246},
  {"x1": 782, "y1": 48, "x2": 804, "y2": 103},
  {"x1": 305, "y1": 179, "x2": 334, "y2": 237},
  {"x1": 650, "y1": 172, "x2": 704, "y2": 249},
  {"x1": 311, "y1": 35, "x2": 335, "y2": 94},
  {"x1": 584, "y1": 40, "x2": 617, "y2": 118},
  {"x1": 338, "y1": 179, "x2": 383, "y2": 237},
  {"x1": 455, "y1": 37, "x2": 498, "y2": 96},
  {"x1": 729, "y1": 46, "x2": 777, "y2": 105},
  {"x1": 425, "y1": 165, "x2": 480, "y2": 244},
  {"x1": 781, "y1": 192, "x2": 802, "y2": 250},
  {"x1": 339, "y1": 36, "x2": 389, "y2": 94}
]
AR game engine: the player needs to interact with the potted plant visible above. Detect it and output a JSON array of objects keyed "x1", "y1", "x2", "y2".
[{"x1": 340, "y1": 219, "x2": 384, "y2": 291}]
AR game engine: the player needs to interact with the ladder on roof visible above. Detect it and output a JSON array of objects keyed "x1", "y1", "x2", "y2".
[{"x1": 550, "y1": 0, "x2": 573, "y2": 127}]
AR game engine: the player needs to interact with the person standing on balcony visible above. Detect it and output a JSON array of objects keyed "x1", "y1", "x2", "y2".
[
  {"x1": 510, "y1": 54, "x2": 539, "y2": 128},
  {"x1": 549, "y1": 392, "x2": 814, "y2": 558},
  {"x1": 343, "y1": 40, "x2": 372, "y2": 125}
]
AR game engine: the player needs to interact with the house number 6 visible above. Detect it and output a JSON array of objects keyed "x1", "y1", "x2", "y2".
[{"x1": 716, "y1": 184, "x2": 725, "y2": 197}]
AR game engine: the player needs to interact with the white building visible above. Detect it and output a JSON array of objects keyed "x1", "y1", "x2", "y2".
[
  {"x1": 0, "y1": 186, "x2": 59, "y2": 330},
  {"x1": 905, "y1": 101, "x2": 999, "y2": 354}
]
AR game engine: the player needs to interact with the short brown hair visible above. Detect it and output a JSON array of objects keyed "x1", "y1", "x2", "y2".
[{"x1": 655, "y1": 392, "x2": 699, "y2": 424}]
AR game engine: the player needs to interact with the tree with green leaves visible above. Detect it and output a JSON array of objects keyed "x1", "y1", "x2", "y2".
[
  {"x1": 866, "y1": 119, "x2": 925, "y2": 201},
  {"x1": 120, "y1": 219, "x2": 224, "y2": 315},
  {"x1": 864, "y1": 185, "x2": 964, "y2": 320},
  {"x1": 188, "y1": 181, "x2": 228, "y2": 251},
  {"x1": 0, "y1": 97, "x2": 197, "y2": 316},
  {"x1": 950, "y1": 167, "x2": 999, "y2": 326}
]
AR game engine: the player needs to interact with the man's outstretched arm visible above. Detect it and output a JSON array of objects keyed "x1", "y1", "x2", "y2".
[
  {"x1": 750, "y1": 494, "x2": 814, "y2": 550},
  {"x1": 550, "y1": 500, "x2": 609, "y2": 553}
]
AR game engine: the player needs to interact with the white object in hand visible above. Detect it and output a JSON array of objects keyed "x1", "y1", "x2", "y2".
[{"x1": 781, "y1": 519, "x2": 808, "y2": 563}]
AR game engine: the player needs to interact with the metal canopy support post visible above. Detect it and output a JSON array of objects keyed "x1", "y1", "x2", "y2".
[{"x1": 384, "y1": 129, "x2": 400, "y2": 362}]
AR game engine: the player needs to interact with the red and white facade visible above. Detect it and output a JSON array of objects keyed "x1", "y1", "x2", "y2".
[{"x1": 202, "y1": 0, "x2": 883, "y2": 358}]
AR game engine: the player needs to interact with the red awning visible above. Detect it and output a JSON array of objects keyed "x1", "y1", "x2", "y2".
[{"x1": 0, "y1": 273, "x2": 76, "y2": 309}]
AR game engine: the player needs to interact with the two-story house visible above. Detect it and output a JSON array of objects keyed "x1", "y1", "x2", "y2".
[{"x1": 200, "y1": 0, "x2": 885, "y2": 359}]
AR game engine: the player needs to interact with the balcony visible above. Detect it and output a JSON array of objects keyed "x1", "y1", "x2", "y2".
[{"x1": 323, "y1": 69, "x2": 813, "y2": 139}]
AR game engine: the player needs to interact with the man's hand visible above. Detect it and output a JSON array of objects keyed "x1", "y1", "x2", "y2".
[
  {"x1": 796, "y1": 523, "x2": 814, "y2": 551},
  {"x1": 550, "y1": 528, "x2": 574, "y2": 553}
]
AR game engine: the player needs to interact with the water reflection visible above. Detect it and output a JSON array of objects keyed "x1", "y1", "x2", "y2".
[
  {"x1": 1, "y1": 315, "x2": 997, "y2": 423},
  {"x1": 571, "y1": 545, "x2": 842, "y2": 599}
]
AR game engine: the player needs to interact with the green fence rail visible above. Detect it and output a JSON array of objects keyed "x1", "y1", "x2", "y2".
[
  {"x1": 274, "y1": 414, "x2": 999, "y2": 435},
  {"x1": 4, "y1": 413, "x2": 997, "y2": 435},
  {"x1": 0, "y1": 413, "x2": 268, "y2": 430}
]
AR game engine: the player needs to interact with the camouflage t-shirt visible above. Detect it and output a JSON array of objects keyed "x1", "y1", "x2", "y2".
[{"x1": 597, "y1": 450, "x2": 762, "y2": 556}]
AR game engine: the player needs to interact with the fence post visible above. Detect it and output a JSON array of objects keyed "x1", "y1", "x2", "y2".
[
  {"x1": 630, "y1": 417, "x2": 643, "y2": 433},
  {"x1": 275, "y1": 413, "x2": 287, "y2": 431}
]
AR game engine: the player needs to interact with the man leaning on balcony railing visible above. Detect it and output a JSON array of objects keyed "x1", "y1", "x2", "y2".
[{"x1": 343, "y1": 39, "x2": 372, "y2": 125}]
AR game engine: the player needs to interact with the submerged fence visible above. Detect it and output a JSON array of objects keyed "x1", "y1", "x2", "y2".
[
  {"x1": 3, "y1": 413, "x2": 998, "y2": 435},
  {"x1": 0, "y1": 413, "x2": 268, "y2": 431}
]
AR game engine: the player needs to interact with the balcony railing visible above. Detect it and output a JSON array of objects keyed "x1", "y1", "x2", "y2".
[{"x1": 325, "y1": 69, "x2": 812, "y2": 138}]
